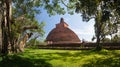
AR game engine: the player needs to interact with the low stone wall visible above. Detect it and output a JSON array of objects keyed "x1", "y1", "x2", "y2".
[{"x1": 37, "y1": 43, "x2": 120, "y2": 50}]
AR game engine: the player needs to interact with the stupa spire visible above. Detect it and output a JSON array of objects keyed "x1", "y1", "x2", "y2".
[{"x1": 60, "y1": 17, "x2": 64, "y2": 23}]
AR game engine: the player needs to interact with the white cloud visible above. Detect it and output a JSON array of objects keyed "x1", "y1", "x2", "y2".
[
  {"x1": 74, "y1": 29, "x2": 94, "y2": 35},
  {"x1": 70, "y1": 22, "x2": 95, "y2": 35}
]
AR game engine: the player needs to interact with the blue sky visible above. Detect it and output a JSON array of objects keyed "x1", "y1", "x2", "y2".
[{"x1": 36, "y1": 10, "x2": 95, "y2": 42}]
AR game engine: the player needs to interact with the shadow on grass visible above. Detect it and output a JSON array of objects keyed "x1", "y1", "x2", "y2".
[
  {"x1": 82, "y1": 56, "x2": 120, "y2": 67},
  {"x1": 35, "y1": 49, "x2": 120, "y2": 67},
  {"x1": 2, "y1": 49, "x2": 119, "y2": 67},
  {"x1": 32, "y1": 50, "x2": 96, "y2": 63},
  {"x1": 0, "y1": 55, "x2": 52, "y2": 67}
]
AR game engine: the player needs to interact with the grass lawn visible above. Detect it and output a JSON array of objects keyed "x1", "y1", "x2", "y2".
[{"x1": 0, "y1": 49, "x2": 120, "y2": 67}]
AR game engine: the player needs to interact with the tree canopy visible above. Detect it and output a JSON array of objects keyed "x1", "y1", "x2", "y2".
[{"x1": 0, "y1": 0, "x2": 72, "y2": 55}]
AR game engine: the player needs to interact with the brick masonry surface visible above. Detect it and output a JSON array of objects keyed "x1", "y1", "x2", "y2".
[{"x1": 46, "y1": 18, "x2": 81, "y2": 44}]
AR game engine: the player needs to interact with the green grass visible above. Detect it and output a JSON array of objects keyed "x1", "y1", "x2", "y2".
[{"x1": 0, "y1": 49, "x2": 120, "y2": 67}]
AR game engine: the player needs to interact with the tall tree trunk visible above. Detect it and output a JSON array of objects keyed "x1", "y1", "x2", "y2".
[
  {"x1": 0, "y1": 17, "x2": 2, "y2": 52},
  {"x1": 95, "y1": 21, "x2": 102, "y2": 51},
  {"x1": 1, "y1": 0, "x2": 12, "y2": 55},
  {"x1": 96, "y1": 33, "x2": 101, "y2": 50},
  {"x1": 0, "y1": 0, "x2": 4, "y2": 53},
  {"x1": 95, "y1": 13, "x2": 102, "y2": 51}
]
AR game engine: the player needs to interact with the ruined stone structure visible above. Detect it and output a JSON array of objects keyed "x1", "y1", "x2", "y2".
[{"x1": 46, "y1": 18, "x2": 81, "y2": 44}]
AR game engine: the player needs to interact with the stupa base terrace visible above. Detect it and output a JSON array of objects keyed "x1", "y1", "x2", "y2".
[{"x1": 37, "y1": 43, "x2": 120, "y2": 50}]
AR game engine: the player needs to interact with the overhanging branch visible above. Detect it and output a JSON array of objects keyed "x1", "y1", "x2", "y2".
[
  {"x1": 23, "y1": 26, "x2": 38, "y2": 31},
  {"x1": 61, "y1": 0, "x2": 72, "y2": 8}
]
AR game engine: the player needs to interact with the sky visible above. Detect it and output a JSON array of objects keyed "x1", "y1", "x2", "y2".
[{"x1": 36, "y1": 10, "x2": 95, "y2": 42}]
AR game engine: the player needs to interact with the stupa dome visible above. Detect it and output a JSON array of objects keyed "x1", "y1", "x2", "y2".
[{"x1": 46, "y1": 18, "x2": 81, "y2": 44}]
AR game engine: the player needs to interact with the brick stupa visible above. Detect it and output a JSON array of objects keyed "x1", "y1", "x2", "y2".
[{"x1": 46, "y1": 18, "x2": 81, "y2": 44}]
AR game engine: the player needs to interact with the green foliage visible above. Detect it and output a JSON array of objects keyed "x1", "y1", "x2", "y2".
[
  {"x1": 101, "y1": 38, "x2": 111, "y2": 43},
  {"x1": 76, "y1": 0, "x2": 99, "y2": 21},
  {"x1": 43, "y1": 0, "x2": 66, "y2": 16},
  {"x1": 11, "y1": 0, "x2": 47, "y2": 40},
  {"x1": 74, "y1": 0, "x2": 120, "y2": 46},
  {"x1": 12, "y1": 0, "x2": 42, "y2": 19},
  {"x1": 111, "y1": 35, "x2": 120, "y2": 43},
  {"x1": 30, "y1": 21, "x2": 45, "y2": 36}
]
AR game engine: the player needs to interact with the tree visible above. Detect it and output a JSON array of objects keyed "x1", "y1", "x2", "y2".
[
  {"x1": 0, "y1": 0, "x2": 69, "y2": 55},
  {"x1": 0, "y1": 0, "x2": 48, "y2": 54},
  {"x1": 0, "y1": 0, "x2": 12, "y2": 55},
  {"x1": 74, "y1": 0, "x2": 120, "y2": 50}
]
